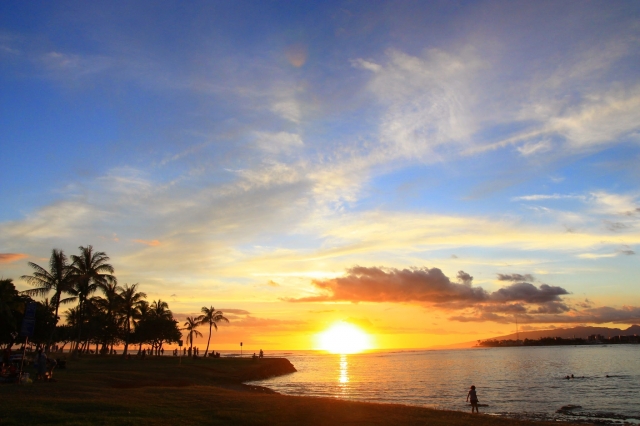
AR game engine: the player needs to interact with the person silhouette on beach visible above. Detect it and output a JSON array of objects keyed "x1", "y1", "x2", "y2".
[{"x1": 467, "y1": 385, "x2": 479, "y2": 413}]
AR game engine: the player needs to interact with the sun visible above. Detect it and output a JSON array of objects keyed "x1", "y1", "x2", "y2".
[{"x1": 316, "y1": 322, "x2": 373, "y2": 354}]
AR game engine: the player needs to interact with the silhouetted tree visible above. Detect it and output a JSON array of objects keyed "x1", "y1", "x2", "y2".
[
  {"x1": 119, "y1": 284, "x2": 146, "y2": 356},
  {"x1": 134, "y1": 309, "x2": 181, "y2": 355},
  {"x1": 21, "y1": 249, "x2": 76, "y2": 349},
  {"x1": 69, "y1": 245, "x2": 116, "y2": 354},
  {"x1": 183, "y1": 316, "x2": 202, "y2": 356},
  {"x1": 197, "y1": 306, "x2": 228, "y2": 357},
  {"x1": 1, "y1": 279, "x2": 56, "y2": 349},
  {"x1": 95, "y1": 282, "x2": 123, "y2": 354}
]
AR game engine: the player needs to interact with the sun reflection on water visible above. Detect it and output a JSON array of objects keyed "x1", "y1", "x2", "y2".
[{"x1": 339, "y1": 354, "x2": 349, "y2": 384}]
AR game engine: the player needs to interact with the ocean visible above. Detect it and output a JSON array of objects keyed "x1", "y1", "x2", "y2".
[{"x1": 247, "y1": 346, "x2": 640, "y2": 423}]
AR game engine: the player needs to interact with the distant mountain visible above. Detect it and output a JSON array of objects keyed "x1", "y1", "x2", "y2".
[
  {"x1": 490, "y1": 324, "x2": 640, "y2": 341},
  {"x1": 428, "y1": 325, "x2": 640, "y2": 349}
]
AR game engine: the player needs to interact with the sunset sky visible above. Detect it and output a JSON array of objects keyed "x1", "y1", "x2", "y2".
[{"x1": 1, "y1": 1, "x2": 639, "y2": 351}]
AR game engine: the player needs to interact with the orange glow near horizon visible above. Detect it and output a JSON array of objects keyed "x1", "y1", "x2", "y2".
[{"x1": 315, "y1": 322, "x2": 374, "y2": 354}]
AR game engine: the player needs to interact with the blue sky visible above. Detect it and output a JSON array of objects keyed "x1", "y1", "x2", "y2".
[{"x1": 1, "y1": 1, "x2": 639, "y2": 349}]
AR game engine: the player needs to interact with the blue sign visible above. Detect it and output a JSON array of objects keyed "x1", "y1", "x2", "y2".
[{"x1": 19, "y1": 302, "x2": 37, "y2": 337}]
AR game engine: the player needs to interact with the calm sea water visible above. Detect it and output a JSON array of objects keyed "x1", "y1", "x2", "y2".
[{"x1": 247, "y1": 346, "x2": 640, "y2": 423}]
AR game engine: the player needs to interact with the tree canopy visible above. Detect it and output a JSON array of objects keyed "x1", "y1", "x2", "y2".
[{"x1": 5, "y1": 245, "x2": 224, "y2": 356}]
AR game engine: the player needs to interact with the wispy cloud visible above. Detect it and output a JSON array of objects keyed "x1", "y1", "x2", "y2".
[
  {"x1": 578, "y1": 246, "x2": 636, "y2": 259},
  {"x1": 0, "y1": 253, "x2": 28, "y2": 264},
  {"x1": 512, "y1": 194, "x2": 586, "y2": 202},
  {"x1": 133, "y1": 239, "x2": 161, "y2": 247}
]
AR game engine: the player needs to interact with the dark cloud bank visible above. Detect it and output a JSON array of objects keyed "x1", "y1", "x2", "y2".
[{"x1": 286, "y1": 266, "x2": 640, "y2": 325}]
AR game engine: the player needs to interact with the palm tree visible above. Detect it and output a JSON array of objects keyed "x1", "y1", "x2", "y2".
[
  {"x1": 150, "y1": 299, "x2": 172, "y2": 319},
  {"x1": 197, "y1": 306, "x2": 228, "y2": 357},
  {"x1": 70, "y1": 245, "x2": 117, "y2": 354},
  {"x1": 134, "y1": 300, "x2": 150, "y2": 354},
  {"x1": 95, "y1": 282, "x2": 123, "y2": 354},
  {"x1": 183, "y1": 316, "x2": 202, "y2": 356},
  {"x1": 119, "y1": 284, "x2": 147, "y2": 356},
  {"x1": 21, "y1": 249, "x2": 76, "y2": 349},
  {"x1": 148, "y1": 299, "x2": 172, "y2": 355}
]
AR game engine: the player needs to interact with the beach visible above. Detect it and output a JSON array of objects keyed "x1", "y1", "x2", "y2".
[{"x1": 0, "y1": 355, "x2": 577, "y2": 425}]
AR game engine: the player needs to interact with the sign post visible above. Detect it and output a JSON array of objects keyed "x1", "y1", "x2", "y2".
[
  {"x1": 178, "y1": 339, "x2": 183, "y2": 366},
  {"x1": 240, "y1": 342, "x2": 243, "y2": 357},
  {"x1": 18, "y1": 302, "x2": 37, "y2": 384}
]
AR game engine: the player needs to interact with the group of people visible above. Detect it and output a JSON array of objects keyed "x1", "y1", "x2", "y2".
[
  {"x1": 34, "y1": 348, "x2": 57, "y2": 381},
  {"x1": 169, "y1": 348, "x2": 221, "y2": 358},
  {"x1": 0, "y1": 349, "x2": 18, "y2": 383},
  {"x1": 1, "y1": 347, "x2": 59, "y2": 383},
  {"x1": 251, "y1": 349, "x2": 264, "y2": 359}
]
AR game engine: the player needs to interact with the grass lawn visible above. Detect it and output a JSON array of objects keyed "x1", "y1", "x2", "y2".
[{"x1": 0, "y1": 355, "x2": 576, "y2": 425}]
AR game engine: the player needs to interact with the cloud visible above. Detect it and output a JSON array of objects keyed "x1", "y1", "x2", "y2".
[
  {"x1": 576, "y1": 299, "x2": 593, "y2": 309},
  {"x1": 449, "y1": 312, "x2": 512, "y2": 324},
  {"x1": 287, "y1": 266, "x2": 569, "y2": 307},
  {"x1": 578, "y1": 246, "x2": 635, "y2": 259},
  {"x1": 577, "y1": 252, "x2": 617, "y2": 259},
  {"x1": 590, "y1": 191, "x2": 640, "y2": 216},
  {"x1": 604, "y1": 220, "x2": 631, "y2": 232},
  {"x1": 549, "y1": 88, "x2": 640, "y2": 150},
  {"x1": 517, "y1": 140, "x2": 552, "y2": 156},
  {"x1": 39, "y1": 51, "x2": 114, "y2": 80},
  {"x1": 351, "y1": 58, "x2": 382, "y2": 73},
  {"x1": 451, "y1": 305, "x2": 640, "y2": 325},
  {"x1": 456, "y1": 271, "x2": 473, "y2": 285},
  {"x1": 528, "y1": 301, "x2": 571, "y2": 314},
  {"x1": 617, "y1": 248, "x2": 635, "y2": 256},
  {"x1": 512, "y1": 194, "x2": 585, "y2": 202},
  {"x1": 285, "y1": 266, "x2": 488, "y2": 304},
  {"x1": 479, "y1": 303, "x2": 528, "y2": 314},
  {"x1": 133, "y1": 239, "x2": 161, "y2": 247},
  {"x1": 219, "y1": 309, "x2": 251, "y2": 315},
  {"x1": 489, "y1": 283, "x2": 569, "y2": 304},
  {"x1": 497, "y1": 273, "x2": 535, "y2": 282},
  {"x1": 225, "y1": 315, "x2": 305, "y2": 329},
  {"x1": 0, "y1": 201, "x2": 98, "y2": 240},
  {"x1": 282, "y1": 264, "x2": 615, "y2": 325},
  {"x1": 361, "y1": 48, "x2": 482, "y2": 161},
  {"x1": 0, "y1": 253, "x2": 28, "y2": 264},
  {"x1": 266, "y1": 280, "x2": 280, "y2": 287},
  {"x1": 254, "y1": 131, "x2": 303, "y2": 153}
]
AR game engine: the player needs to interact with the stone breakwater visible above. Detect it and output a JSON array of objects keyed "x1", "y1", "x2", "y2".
[{"x1": 236, "y1": 358, "x2": 298, "y2": 382}]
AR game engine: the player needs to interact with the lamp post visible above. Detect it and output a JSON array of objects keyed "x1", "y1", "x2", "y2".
[
  {"x1": 240, "y1": 342, "x2": 243, "y2": 357},
  {"x1": 178, "y1": 339, "x2": 183, "y2": 366}
]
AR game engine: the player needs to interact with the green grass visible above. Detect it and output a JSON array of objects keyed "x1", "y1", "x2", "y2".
[{"x1": 0, "y1": 355, "x2": 574, "y2": 425}]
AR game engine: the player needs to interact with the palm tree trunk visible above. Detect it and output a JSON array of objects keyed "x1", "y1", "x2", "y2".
[
  {"x1": 204, "y1": 323, "x2": 212, "y2": 356},
  {"x1": 123, "y1": 314, "x2": 131, "y2": 356},
  {"x1": 47, "y1": 290, "x2": 62, "y2": 352},
  {"x1": 74, "y1": 298, "x2": 85, "y2": 357}
]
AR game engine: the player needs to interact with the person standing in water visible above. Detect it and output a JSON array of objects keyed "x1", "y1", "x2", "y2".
[{"x1": 467, "y1": 385, "x2": 479, "y2": 413}]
